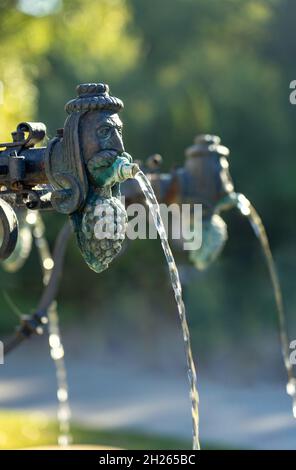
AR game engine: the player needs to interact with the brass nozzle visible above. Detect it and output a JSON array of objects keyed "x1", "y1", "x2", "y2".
[{"x1": 116, "y1": 159, "x2": 140, "y2": 183}]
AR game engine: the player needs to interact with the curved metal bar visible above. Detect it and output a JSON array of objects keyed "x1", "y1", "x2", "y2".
[
  {"x1": 0, "y1": 198, "x2": 18, "y2": 260},
  {"x1": 4, "y1": 221, "x2": 72, "y2": 355},
  {"x1": 37, "y1": 221, "x2": 72, "y2": 312}
]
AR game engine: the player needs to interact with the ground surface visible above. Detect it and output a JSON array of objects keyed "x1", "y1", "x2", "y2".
[{"x1": 0, "y1": 328, "x2": 296, "y2": 450}]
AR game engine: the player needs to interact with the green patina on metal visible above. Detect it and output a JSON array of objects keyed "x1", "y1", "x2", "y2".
[
  {"x1": 0, "y1": 83, "x2": 138, "y2": 270},
  {"x1": 169, "y1": 134, "x2": 234, "y2": 270},
  {"x1": 51, "y1": 84, "x2": 138, "y2": 272},
  {"x1": 71, "y1": 191, "x2": 127, "y2": 273},
  {"x1": 189, "y1": 214, "x2": 228, "y2": 271}
]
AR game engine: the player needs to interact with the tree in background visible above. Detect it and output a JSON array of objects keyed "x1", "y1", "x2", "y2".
[
  {"x1": 1, "y1": 0, "x2": 296, "y2": 350},
  {"x1": 0, "y1": 0, "x2": 139, "y2": 140}
]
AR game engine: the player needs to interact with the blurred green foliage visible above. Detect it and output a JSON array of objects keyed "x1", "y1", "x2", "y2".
[
  {"x1": 0, "y1": 411, "x2": 193, "y2": 449},
  {"x1": 0, "y1": 0, "x2": 296, "y2": 351},
  {"x1": 0, "y1": 410, "x2": 232, "y2": 449}
]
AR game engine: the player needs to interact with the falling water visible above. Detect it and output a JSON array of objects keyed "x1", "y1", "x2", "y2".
[
  {"x1": 31, "y1": 212, "x2": 72, "y2": 446},
  {"x1": 234, "y1": 193, "x2": 296, "y2": 417},
  {"x1": 135, "y1": 171, "x2": 200, "y2": 450}
]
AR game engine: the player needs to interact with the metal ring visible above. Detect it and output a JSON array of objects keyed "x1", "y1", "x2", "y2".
[{"x1": 0, "y1": 198, "x2": 18, "y2": 260}]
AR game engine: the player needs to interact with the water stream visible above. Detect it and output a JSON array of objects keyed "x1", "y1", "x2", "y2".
[
  {"x1": 135, "y1": 171, "x2": 200, "y2": 450},
  {"x1": 234, "y1": 193, "x2": 296, "y2": 417},
  {"x1": 32, "y1": 213, "x2": 72, "y2": 446}
]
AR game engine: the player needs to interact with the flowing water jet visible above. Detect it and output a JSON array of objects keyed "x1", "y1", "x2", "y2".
[
  {"x1": 1, "y1": 83, "x2": 202, "y2": 449},
  {"x1": 135, "y1": 170, "x2": 200, "y2": 450},
  {"x1": 176, "y1": 134, "x2": 296, "y2": 420},
  {"x1": 33, "y1": 214, "x2": 72, "y2": 446},
  {"x1": 230, "y1": 192, "x2": 296, "y2": 417}
]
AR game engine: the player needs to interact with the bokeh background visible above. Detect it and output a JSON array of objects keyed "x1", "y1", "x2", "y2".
[{"x1": 1, "y1": 0, "x2": 296, "y2": 450}]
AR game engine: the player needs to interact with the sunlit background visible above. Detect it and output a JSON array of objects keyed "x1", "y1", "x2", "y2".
[{"x1": 1, "y1": 0, "x2": 296, "y2": 450}]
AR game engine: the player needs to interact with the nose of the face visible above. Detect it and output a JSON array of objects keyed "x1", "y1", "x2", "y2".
[{"x1": 113, "y1": 129, "x2": 125, "y2": 154}]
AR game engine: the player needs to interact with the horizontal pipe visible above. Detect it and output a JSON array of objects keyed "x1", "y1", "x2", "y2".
[{"x1": 0, "y1": 147, "x2": 48, "y2": 186}]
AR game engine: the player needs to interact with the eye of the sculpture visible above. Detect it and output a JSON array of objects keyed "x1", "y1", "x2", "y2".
[{"x1": 97, "y1": 125, "x2": 112, "y2": 139}]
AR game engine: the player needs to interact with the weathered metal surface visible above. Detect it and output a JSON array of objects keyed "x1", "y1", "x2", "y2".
[
  {"x1": 56, "y1": 83, "x2": 137, "y2": 272},
  {"x1": 0, "y1": 83, "x2": 138, "y2": 271},
  {"x1": 0, "y1": 81, "x2": 234, "y2": 273},
  {"x1": 0, "y1": 198, "x2": 18, "y2": 260},
  {"x1": 121, "y1": 134, "x2": 233, "y2": 270}
]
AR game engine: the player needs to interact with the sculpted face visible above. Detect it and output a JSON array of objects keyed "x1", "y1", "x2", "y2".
[
  {"x1": 75, "y1": 109, "x2": 128, "y2": 273},
  {"x1": 80, "y1": 110, "x2": 124, "y2": 163},
  {"x1": 51, "y1": 83, "x2": 129, "y2": 272}
]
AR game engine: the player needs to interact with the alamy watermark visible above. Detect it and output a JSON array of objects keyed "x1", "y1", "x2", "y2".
[
  {"x1": 93, "y1": 198, "x2": 203, "y2": 251},
  {"x1": 0, "y1": 341, "x2": 3, "y2": 365},
  {"x1": 290, "y1": 339, "x2": 296, "y2": 365},
  {"x1": 289, "y1": 80, "x2": 296, "y2": 104}
]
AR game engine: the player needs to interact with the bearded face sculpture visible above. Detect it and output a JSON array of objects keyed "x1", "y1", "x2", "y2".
[{"x1": 46, "y1": 83, "x2": 138, "y2": 273}]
